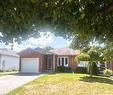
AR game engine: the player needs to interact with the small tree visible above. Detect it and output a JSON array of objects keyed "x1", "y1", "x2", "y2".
[
  {"x1": 76, "y1": 48, "x2": 101, "y2": 77},
  {"x1": 75, "y1": 53, "x2": 90, "y2": 62}
]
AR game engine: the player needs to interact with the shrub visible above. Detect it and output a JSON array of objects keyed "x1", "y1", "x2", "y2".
[
  {"x1": 0, "y1": 70, "x2": 3, "y2": 72},
  {"x1": 57, "y1": 66, "x2": 72, "y2": 73},
  {"x1": 12, "y1": 68, "x2": 18, "y2": 71},
  {"x1": 75, "y1": 67, "x2": 87, "y2": 73},
  {"x1": 103, "y1": 69, "x2": 113, "y2": 77}
]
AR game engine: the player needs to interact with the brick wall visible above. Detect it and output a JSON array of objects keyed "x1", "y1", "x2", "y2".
[
  {"x1": 19, "y1": 50, "x2": 45, "y2": 72},
  {"x1": 68, "y1": 55, "x2": 77, "y2": 71}
]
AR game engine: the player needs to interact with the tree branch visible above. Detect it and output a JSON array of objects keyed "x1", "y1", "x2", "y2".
[{"x1": 99, "y1": 2, "x2": 113, "y2": 16}]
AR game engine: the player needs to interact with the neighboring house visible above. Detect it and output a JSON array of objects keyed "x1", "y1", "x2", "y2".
[
  {"x1": 98, "y1": 62, "x2": 113, "y2": 72},
  {"x1": 0, "y1": 48, "x2": 20, "y2": 71},
  {"x1": 19, "y1": 47, "x2": 80, "y2": 73}
]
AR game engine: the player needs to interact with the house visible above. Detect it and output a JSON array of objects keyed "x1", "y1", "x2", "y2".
[
  {"x1": 19, "y1": 47, "x2": 80, "y2": 73},
  {"x1": 19, "y1": 47, "x2": 113, "y2": 73},
  {"x1": 98, "y1": 62, "x2": 113, "y2": 72},
  {"x1": 0, "y1": 48, "x2": 20, "y2": 71}
]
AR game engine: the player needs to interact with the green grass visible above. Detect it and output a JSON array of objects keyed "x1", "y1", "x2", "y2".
[
  {"x1": 0, "y1": 72, "x2": 17, "y2": 77},
  {"x1": 8, "y1": 73, "x2": 113, "y2": 95}
]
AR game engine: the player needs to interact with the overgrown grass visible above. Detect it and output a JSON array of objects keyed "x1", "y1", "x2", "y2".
[{"x1": 8, "y1": 73, "x2": 113, "y2": 95}]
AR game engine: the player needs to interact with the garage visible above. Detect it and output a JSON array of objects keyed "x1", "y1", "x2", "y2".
[
  {"x1": 19, "y1": 48, "x2": 46, "y2": 73},
  {"x1": 21, "y1": 58, "x2": 39, "y2": 73}
]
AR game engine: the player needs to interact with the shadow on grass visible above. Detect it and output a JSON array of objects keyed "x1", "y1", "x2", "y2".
[{"x1": 79, "y1": 76, "x2": 113, "y2": 85}]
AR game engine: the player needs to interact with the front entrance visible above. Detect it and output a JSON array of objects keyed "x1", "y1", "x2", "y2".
[{"x1": 46, "y1": 55, "x2": 53, "y2": 70}]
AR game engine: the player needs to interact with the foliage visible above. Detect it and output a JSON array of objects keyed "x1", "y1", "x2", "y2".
[
  {"x1": 76, "y1": 48, "x2": 102, "y2": 77},
  {"x1": 81, "y1": 47, "x2": 91, "y2": 53},
  {"x1": 87, "y1": 62, "x2": 98, "y2": 75},
  {"x1": 75, "y1": 67, "x2": 87, "y2": 74},
  {"x1": 57, "y1": 66, "x2": 72, "y2": 73},
  {"x1": 43, "y1": 46, "x2": 53, "y2": 53},
  {"x1": 103, "y1": 69, "x2": 113, "y2": 77},
  {"x1": 88, "y1": 49, "x2": 101, "y2": 61},
  {"x1": 75, "y1": 53, "x2": 90, "y2": 62},
  {"x1": 102, "y1": 42, "x2": 113, "y2": 61},
  {"x1": 0, "y1": 0, "x2": 113, "y2": 44},
  {"x1": 70, "y1": 36, "x2": 91, "y2": 49}
]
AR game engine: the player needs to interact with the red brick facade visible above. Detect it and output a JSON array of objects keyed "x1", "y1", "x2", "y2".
[
  {"x1": 19, "y1": 48, "x2": 78, "y2": 72},
  {"x1": 68, "y1": 55, "x2": 77, "y2": 70},
  {"x1": 54, "y1": 55, "x2": 77, "y2": 71},
  {"x1": 19, "y1": 49, "x2": 45, "y2": 72}
]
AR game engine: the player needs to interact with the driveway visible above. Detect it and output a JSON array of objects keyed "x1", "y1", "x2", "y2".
[{"x1": 0, "y1": 73, "x2": 44, "y2": 95}]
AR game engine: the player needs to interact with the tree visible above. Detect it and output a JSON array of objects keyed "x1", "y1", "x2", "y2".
[
  {"x1": 70, "y1": 36, "x2": 91, "y2": 49},
  {"x1": 102, "y1": 42, "x2": 113, "y2": 61},
  {"x1": 43, "y1": 46, "x2": 53, "y2": 53},
  {"x1": 76, "y1": 48, "x2": 102, "y2": 77},
  {"x1": 75, "y1": 53, "x2": 90, "y2": 62},
  {"x1": 0, "y1": 0, "x2": 113, "y2": 44}
]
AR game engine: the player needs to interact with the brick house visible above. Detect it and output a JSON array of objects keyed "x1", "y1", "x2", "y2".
[{"x1": 19, "y1": 47, "x2": 80, "y2": 73}]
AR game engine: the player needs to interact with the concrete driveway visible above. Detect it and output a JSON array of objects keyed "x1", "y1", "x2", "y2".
[{"x1": 0, "y1": 73, "x2": 43, "y2": 95}]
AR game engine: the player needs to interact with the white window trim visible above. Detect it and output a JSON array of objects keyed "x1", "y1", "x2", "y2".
[{"x1": 57, "y1": 56, "x2": 69, "y2": 67}]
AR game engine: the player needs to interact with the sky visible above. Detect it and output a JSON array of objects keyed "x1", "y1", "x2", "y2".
[{"x1": 0, "y1": 32, "x2": 71, "y2": 52}]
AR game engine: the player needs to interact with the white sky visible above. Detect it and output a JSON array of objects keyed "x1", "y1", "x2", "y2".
[{"x1": 0, "y1": 32, "x2": 71, "y2": 52}]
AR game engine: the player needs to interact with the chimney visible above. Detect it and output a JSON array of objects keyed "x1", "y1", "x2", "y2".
[{"x1": 11, "y1": 45, "x2": 13, "y2": 50}]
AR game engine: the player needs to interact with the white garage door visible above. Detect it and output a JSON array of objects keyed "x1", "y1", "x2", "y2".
[{"x1": 21, "y1": 58, "x2": 39, "y2": 73}]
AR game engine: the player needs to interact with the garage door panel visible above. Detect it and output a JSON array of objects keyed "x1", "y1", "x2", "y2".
[{"x1": 21, "y1": 58, "x2": 39, "y2": 73}]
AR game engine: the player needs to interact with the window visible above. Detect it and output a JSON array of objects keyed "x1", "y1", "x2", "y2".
[
  {"x1": 58, "y1": 58, "x2": 60, "y2": 66},
  {"x1": 65, "y1": 58, "x2": 68, "y2": 65},
  {"x1": 58, "y1": 57, "x2": 68, "y2": 67},
  {"x1": 62, "y1": 58, "x2": 64, "y2": 66}
]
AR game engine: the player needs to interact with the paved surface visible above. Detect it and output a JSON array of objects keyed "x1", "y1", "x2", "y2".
[{"x1": 0, "y1": 73, "x2": 43, "y2": 95}]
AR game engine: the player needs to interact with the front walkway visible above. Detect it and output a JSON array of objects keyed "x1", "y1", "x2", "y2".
[{"x1": 0, "y1": 73, "x2": 44, "y2": 95}]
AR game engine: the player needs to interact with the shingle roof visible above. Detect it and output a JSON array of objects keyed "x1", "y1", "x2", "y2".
[
  {"x1": 19, "y1": 47, "x2": 80, "y2": 56},
  {"x1": 35, "y1": 47, "x2": 46, "y2": 54},
  {"x1": 19, "y1": 47, "x2": 46, "y2": 55},
  {"x1": 0, "y1": 48, "x2": 19, "y2": 57},
  {"x1": 49, "y1": 48, "x2": 80, "y2": 55}
]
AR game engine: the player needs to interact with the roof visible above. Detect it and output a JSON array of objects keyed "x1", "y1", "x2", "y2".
[
  {"x1": 0, "y1": 48, "x2": 19, "y2": 57},
  {"x1": 35, "y1": 47, "x2": 46, "y2": 54},
  {"x1": 19, "y1": 47, "x2": 45, "y2": 56},
  {"x1": 19, "y1": 47, "x2": 80, "y2": 56},
  {"x1": 49, "y1": 48, "x2": 80, "y2": 55}
]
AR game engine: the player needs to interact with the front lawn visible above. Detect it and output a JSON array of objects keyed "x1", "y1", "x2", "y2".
[
  {"x1": 8, "y1": 73, "x2": 113, "y2": 95},
  {"x1": 0, "y1": 72, "x2": 18, "y2": 77}
]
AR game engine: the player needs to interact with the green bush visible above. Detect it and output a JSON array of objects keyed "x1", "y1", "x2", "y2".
[
  {"x1": 103, "y1": 69, "x2": 113, "y2": 77},
  {"x1": 12, "y1": 68, "x2": 18, "y2": 71},
  {"x1": 75, "y1": 67, "x2": 87, "y2": 73},
  {"x1": 0, "y1": 70, "x2": 3, "y2": 72},
  {"x1": 57, "y1": 66, "x2": 72, "y2": 73}
]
